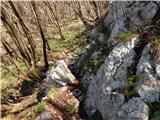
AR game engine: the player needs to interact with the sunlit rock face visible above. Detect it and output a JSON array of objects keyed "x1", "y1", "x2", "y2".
[
  {"x1": 46, "y1": 60, "x2": 76, "y2": 87},
  {"x1": 36, "y1": 61, "x2": 80, "y2": 120},
  {"x1": 135, "y1": 45, "x2": 160, "y2": 102},
  {"x1": 75, "y1": 1, "x2": 159, "y2": 77},
  {"x1": 91, "y1": 1, "x2": 159, "y2": 45},
  {"x1": 84, "y1": 1, "x2": 160, "y2": 120},
  {"x1": 37, "y1": 60, "x2": 78, "y2": 101},
  {"x1": 85, "y1": 37, "x2": 141, "y2": 119}
]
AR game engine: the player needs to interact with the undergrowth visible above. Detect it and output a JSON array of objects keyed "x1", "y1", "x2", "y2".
[
  {"x1": 118, "y1": 31, "x2": 138, "y2": 41},
  {"x1": 34, "y1": 101, "x2": 47, "y2": 113}
]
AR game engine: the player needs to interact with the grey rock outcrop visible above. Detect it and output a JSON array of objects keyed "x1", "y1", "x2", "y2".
[
  {"x1": 91, "y1": 1, "x2": 159, "y2": 45},
  {"x1": 135, "y1": 45, "x2": 160, "y2": 102},
  {"x1": 84, "y1": 1, "x2": 160, "y2": 120},
  {"x1": 75, "y1": 1, "x2": 160, "y2": 78},
  {"x1": 46, "y1": 60, "x2": 76, "y2": 87},
  {"x1": 37, "y1": 60, "x2": 77, "y2": 101},
  {"x1": 120, "y1": 97, "x2": 149, "y2": 120},
  {"x1": 85, "y1": 36, "x2": 140, "y2": 119}
]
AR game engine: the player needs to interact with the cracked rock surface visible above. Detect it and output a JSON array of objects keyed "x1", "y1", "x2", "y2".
[
  {"x1": 136, "y1": 45, "x2": 160, "y2": 102},
  {"x1": 84, "y1": 1, "x2": 160, "y2": 120}
]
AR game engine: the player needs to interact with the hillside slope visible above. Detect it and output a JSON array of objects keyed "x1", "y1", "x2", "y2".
[{"x1": 77, "y1": 1, "x2": 160, "y2": 120}]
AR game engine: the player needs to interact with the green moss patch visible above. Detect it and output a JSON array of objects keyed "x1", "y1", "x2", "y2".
[
  {"x1": 118, "y1": 31, "x2": 138, "y2": 41},
  {"x1": 46, "y1": 87, "x2": 59, "y2": 100},
  {"x1": 127, "y1": 75, "x2": 139, "y2": 86},
  {"x1": 34, "y1": 101, "x2": 47, "y2": 113}
]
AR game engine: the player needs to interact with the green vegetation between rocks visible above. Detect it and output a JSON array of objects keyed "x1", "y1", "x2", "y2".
[
  {"x1": 123, "y1": 75, "x2": 139, "y2": 101},
  {"x1": 88, "y1": 59, "x2": 103, "y2": 75},
  {"x1": 154, "y1": 35, "x2": 160, "y2": 45},
  {"x1": 34, "y1": 101, "x2": 47, "y2": 113},
  {"x1": 46, "y1": 87, "x2": 59, "y2": 100},
  {"x1": 149, "y1": 101, "x2": 160, "y2": 120},
  {"x1": 80, "y1": 41, "x2": 103, "y2": 68},
  {"x1": 123, "y1": 67, "x2": 139, "y2": 101},
  {"x1": 79, "y1": 40, "x2": 111, "y2": 75},
  {"x1": 65, "y1": 101, "x2": 78, "y2": 114},
  {"x1": 118, "y1": 31, "x2": 138, "y2": 41},
  {"x1": 123, "y1": 86, "x2": 137, "y2": 101},
  {"x1": 127, "y1": 75, "x2": 139, "y2": 86}
]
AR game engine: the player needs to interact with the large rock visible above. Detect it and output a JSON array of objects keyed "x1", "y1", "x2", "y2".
[
  {"x1": 104, "y1": 1, "x2": 159, "y2": 45},
  {"x1": 85, "y1": 36, "x2": 140, "y2": 119},
  {"x1": 75, "y1": 1, "x2": 160, "y2": 79},
  {"x1": 35, "y1": 87, "x2": 80, "y2": 120},
  {"x1": 46, "y1": 60, "x2": 76, "y2": 87},
  {"x1": 90, "y1": 1, "x2": 159, "y2": 46},
  {"x1": 35, "y1": 60, "x2": 80, "y2": 120},
  {"x1": 84, "y1": 2, "x2": 160, "y2": 120},
  {"x1": 135, "y1": 44, "x2": 160, "y2": 102},
  {"x1": 37, "y1": 60, "x2": 78, "y2": 101},
  {"x1": 120, "y1": 97, "x2": 149, "y2": 120}
]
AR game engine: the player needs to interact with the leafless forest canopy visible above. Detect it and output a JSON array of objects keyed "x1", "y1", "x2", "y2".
[
  {"x1": 1, "y1": 1, "x2": 109, "y2": 79},
  {"x1": 0, "y1": 1, "x2": 109, "y2": 119}
]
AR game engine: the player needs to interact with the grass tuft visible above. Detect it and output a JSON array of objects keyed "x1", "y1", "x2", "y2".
[
  {"x1": 127, "y1": 75, "x2": 139, "y2": 85},
  {"x1": 34, "y1": 101, "x2": 47, "y2": 113},
  {"x1": 118, "y1": 31, "x2": 137, "y2": 41},
  {"x1": 46, "y1": 87, "x2": 58, "y2": 99}
]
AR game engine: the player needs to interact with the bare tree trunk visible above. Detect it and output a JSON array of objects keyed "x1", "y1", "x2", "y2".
[
  {"x1": 1, "y1": 6, "x2": 32, "y2": 69},
  {"x1": 31, "y1": 1, "x2": 48, "y2": 69},
  {"x1": 44, "y1": 1, "x2": 65, "y2": 40},
  {"x1": 84, "y1": 1, "x2": 96, "y2": 20},
  {"x1": 67, "y1": 2, "x2": 92, "y2": 31},
  {"x1": 90, "y1": 1, "x2": 101, "y2": 20},
  {"x1": 9, "y1": 1, "x2": 36, "y2": 67}
]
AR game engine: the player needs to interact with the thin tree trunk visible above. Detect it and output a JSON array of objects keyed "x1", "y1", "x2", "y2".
[
  {"x1": 31, "y1": 1, "x2": 48, "y2": 69},
  {"x1": 67, "y1": 2, "x2": 92, "y2": 31},
  {"x1": 1, "y1": 6, "x2": 32, "y2": 69},
  {"x1": 90, "y1": 1, "x2": 101, "y2": 20},
  {"x1": 9, "y1": 1, "x2": 36, "y2": 67},
  {"x1": 1, "y1": 38, "x2": 29, "y2": 78},
  {"x1": 44, "y1": 1, "x2": 65, "y2": 40}
]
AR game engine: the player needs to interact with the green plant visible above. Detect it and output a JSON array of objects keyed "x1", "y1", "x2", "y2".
[
  {"x1": 65, "y1": 101, "x2": 78, "y2": 114},
  {"x1": 80, "y1": 41, "x2": 103, "y2": 69},
  {"x1": 46, "y1": 87, "x2": 58, "y2": 99},
  {"x1": 88, "y1": 59, "x2": 102, "y2": 74},
  {"x1": 34, "y1": 101, "x2": 47, "y2": 113},
  {"x1": 127, "y1": 75, "x2": 139, "y2": 85},
  {"x1": 154, "y1": 35, "x2": 160, "y2": 45},
  {"x1": 118, "y1": 31, "x2": 137, "y2": 41}
]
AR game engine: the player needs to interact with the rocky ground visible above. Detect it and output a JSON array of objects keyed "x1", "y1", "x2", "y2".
[
  {"x1": 81, "y1": 1, "x2": 160, "y2": 120},
  {"x1": 1, "y1": 1, "x2": 160, "y2": 120}
]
